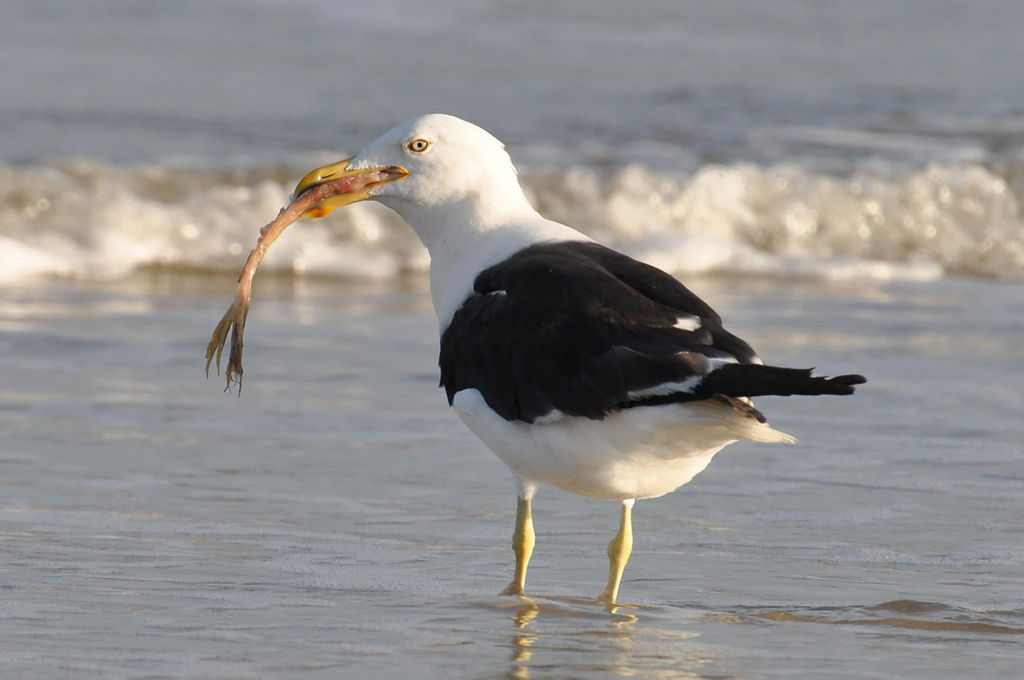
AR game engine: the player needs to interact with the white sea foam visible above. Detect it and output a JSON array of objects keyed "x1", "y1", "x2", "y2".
[
  {"x1": 1, "y1": 156, "x2": 1021, "y2": 285},
  {"x1": 523, "y1": 161, "x2": 1023, "y2": 281}
]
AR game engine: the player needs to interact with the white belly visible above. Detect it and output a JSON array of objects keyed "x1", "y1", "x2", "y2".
[{"x1": 452, "y1": 389, "x2": 794, "y2": 501}]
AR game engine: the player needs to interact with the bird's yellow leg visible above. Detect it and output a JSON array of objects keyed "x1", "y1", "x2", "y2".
[
  {"x1": 598, "y1": 498, "x2": 635, "y2": 604},
  {"x1": 502, "y1": 494, "x2": 536, "y2": 596}
]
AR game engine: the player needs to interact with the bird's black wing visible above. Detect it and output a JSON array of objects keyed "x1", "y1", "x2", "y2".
[{"x1": 439, "y1": 241, "x2": 864, "y2": 423}]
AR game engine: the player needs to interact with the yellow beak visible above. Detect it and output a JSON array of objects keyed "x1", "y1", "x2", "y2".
[{"x1": 293, "y1": 156, "x2": 409, "y2": 218}]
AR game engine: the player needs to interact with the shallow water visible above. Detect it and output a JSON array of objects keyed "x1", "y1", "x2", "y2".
[{"x1": 1, "y1": 273, "x2": 1021, "y2": 678}]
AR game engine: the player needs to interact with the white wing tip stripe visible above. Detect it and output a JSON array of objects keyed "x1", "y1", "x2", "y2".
[{"x1": 673, "y1": 315, "x2": 702, "y2": 332}]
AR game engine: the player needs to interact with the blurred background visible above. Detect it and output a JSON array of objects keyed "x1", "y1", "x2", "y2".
[{"x1": 2, "y1": 0, "x2": 1023, "y2": 283}]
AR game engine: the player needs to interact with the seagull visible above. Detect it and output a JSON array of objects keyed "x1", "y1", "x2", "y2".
[{"x1": 266, "y1": 114, "x2": 865, "y2": 603}]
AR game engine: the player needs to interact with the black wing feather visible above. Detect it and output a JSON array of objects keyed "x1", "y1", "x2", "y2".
[{"x1": 439, "y1": 241, "x2": 864, "y2": 423}]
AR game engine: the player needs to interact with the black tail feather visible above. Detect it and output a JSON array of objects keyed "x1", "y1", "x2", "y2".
[{"x1": 698, "y1": 364, "x2": 866, "y2": 398}]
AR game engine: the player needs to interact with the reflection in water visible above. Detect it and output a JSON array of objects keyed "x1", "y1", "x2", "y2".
[
  {"x1": 502, "y1": 596, "x2": 644, "y2": 679},
  {"x1": 497, "y1": 596, "x2": 709, "y2": 680},
  {"x1": 508, "y1": 600, "x2": 539, "y2": 680},
  {"x1": 606, "y1": 603, "x2": 641, "y2": 628}
]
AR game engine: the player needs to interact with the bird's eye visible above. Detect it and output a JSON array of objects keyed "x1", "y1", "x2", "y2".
[{"x1": 406, "y1": 138, "x2": 431, "y2": 153}]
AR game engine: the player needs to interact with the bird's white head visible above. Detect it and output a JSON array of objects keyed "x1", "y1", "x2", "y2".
[
  {"x1": 292, "y1": 114, "x2": 537, "y2": 251},
  {"x1": 289, "y1": 114, "x2": 587, "y2": 327}
]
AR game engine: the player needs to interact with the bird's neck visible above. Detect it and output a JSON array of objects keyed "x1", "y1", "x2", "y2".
[
  {"x1": 381, "y1": 190, "x2": 588, "y2": 331},
  {"x1": 384, "y1": 184, "x2": 537, "y2": 254}
]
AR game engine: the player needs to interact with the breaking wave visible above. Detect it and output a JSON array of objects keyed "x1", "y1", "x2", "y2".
[{"x1": 2, "y1": 155, "x2": 1022, "y2": 285}]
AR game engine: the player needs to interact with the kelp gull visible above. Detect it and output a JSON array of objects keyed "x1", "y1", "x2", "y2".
[{"x1": 232, "y1": 114, "x2": 866, "y2": 604}]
